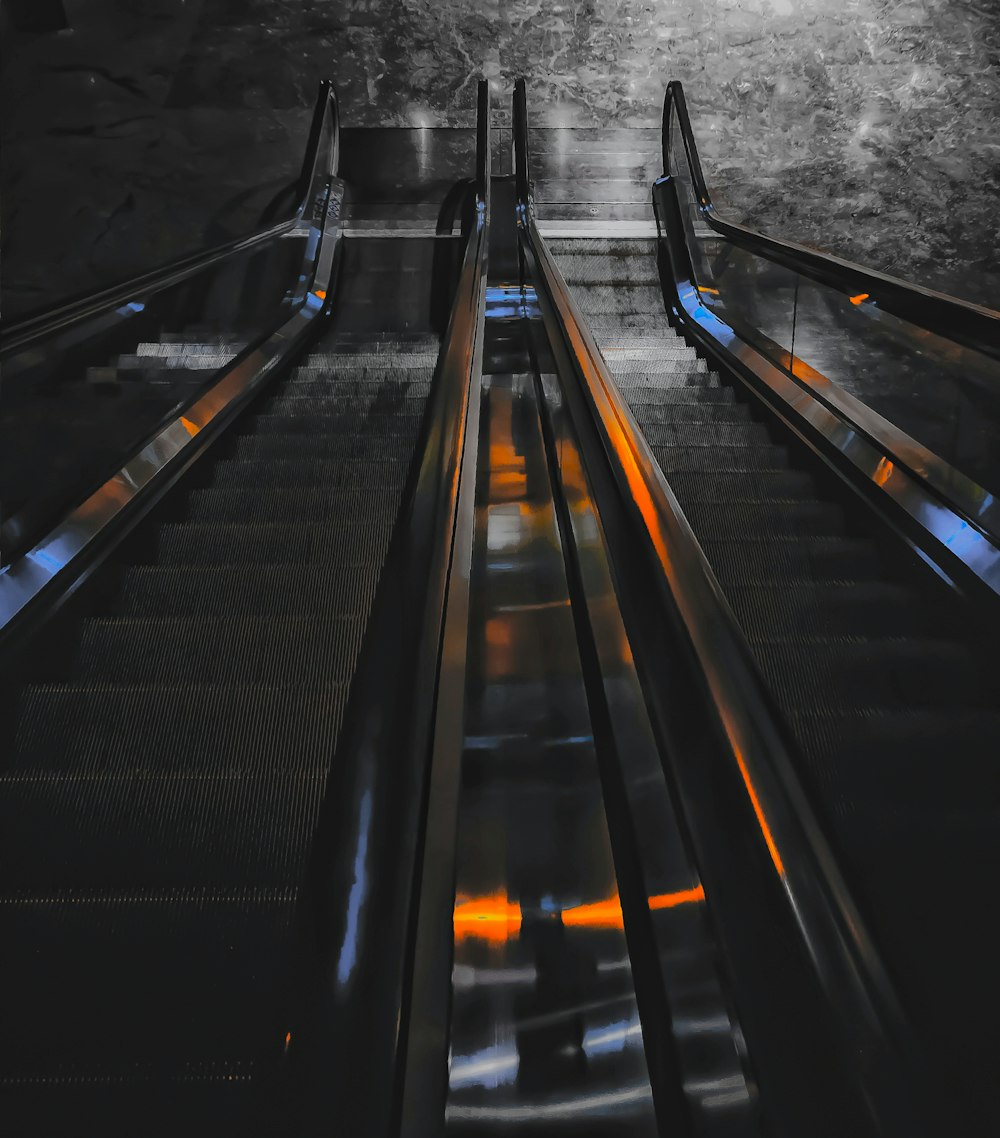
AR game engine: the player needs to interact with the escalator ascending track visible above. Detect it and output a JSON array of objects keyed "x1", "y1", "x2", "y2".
[
  {"x1": 548, "y1": 234, "x2": 1000, "y2": 1129},
  {"x1": 0, "y1": 236, "x2": 441, "y2": 1134}
]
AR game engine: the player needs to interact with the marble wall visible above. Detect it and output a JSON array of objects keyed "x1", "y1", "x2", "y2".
[{"x1": 3, "y1": 0, "x2": 998, "y2": 316}]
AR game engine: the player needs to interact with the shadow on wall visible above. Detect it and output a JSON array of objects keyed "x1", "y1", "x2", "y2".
[{"x1": 2, "y1": 0, "x2": 998, "y2": 316}]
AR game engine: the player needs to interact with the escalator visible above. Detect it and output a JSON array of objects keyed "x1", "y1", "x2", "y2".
[
  {"x1": 2, "y1": 75, "x2": 1000, "y2": 1138},
  {"x1": 549, "y1": 231, "x2": 1000, "y2": 1125},
  {"x1": 2, "y1": 246, "x2": 439, "y2": 1130}
]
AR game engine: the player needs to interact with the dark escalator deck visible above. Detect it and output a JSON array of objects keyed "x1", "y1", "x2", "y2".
[
  {"x1": 550, "y1": 236, "x2": 1000, "y2": 1127},
  {"x1": 0, "y1": 268, "x2": 439, "y2": 1132}
]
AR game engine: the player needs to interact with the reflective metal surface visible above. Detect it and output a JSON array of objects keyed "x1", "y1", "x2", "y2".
[
  {"x1": 290, "y1": 81, "x2": 491, "y2": 1138},
  {"x1": 658, "y1": 80, "x2": 1000, "y2": 596},
  {"x1": 443, "y1": 371, "x2": 656, "y2": 1134},
  {"x1": 536, "y1": 367, "x2": 756, "y2": 1129},
  {"x1": 662, "y1": 80, "x2": 1000, "y2": 362},
  {"x1": 512, "y1": 78, "x2": 922, "y2": 1134},
  {"x1": 654, "y1": 178, "x2": 1000, "y2": 598}
]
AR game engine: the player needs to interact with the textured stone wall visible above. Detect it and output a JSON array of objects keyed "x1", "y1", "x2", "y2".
[{"x1": 3, "y1": 0, "x2": 998, "y2": 316}]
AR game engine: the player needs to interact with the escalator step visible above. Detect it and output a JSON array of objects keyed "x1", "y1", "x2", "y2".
[
  {"x1": 609, "y1": 359, "x2": 710, "y2": 384},
  {"x1": 651, "y1": 443, "x2": 790, "y2": 472},
  {"x1": 724, "y1": 582, "x2": 933, "y2": 640},
  {"x1": 587, "y1": 313, "x2": 676, "y2": 333},
  {"x1": 153, "y1": 521, "x2": 396, "y2": 565},
  {"x1": 296, "y1": 353, "x2": 439, "y2": 370},
  {"x1": 74, "y1": 615, "x2": 367, "y2": 683},
  {"x1": 264, "y1": 385, "x2": 431, "y2": 410},
  {"x1": 184, "y1": 486, "x2": 402, "y2": 524},
  {"x1": 622, "y1": 386, "x2": 735, "y2": 406},
  {"x1": 231, "y1": 432, "x2": 417, "y2": 462},
  {"x1": 664, "y1": 469, "x2": 817, "y2": 502},
  {"x1": 0, "y1": 765, "x2": 325, "y2": 890},
  {"x1": 699, "y1": 536, "x2": 883, "y2": 583},
  {"x1": 210, "y1": 456, "x2": 412, "y2": 489},
  {"x1": 569, "y1": 284, "x2": 665, "y2": 315},
  {"x1": 679, "y1": 499, "x2": 846, "y2": 539},
  {"x1": 553, "y1": 256, "x2": 659, "y2": 285},
  {"x1": 748, "y1": 637, "x2": 982, "y2": 709},
  {"x1": 603, "y1": 342, "x2": 703, "y2": 362},
  {"x1": 10, "y1": 681, "x2": 348, "y2": 777},
  {"x1": 640, "y1": 421, "x2": 770, "y2": 447},
  {"x1": 626, "y1": 401, "x2": 748, "y2": 424},
  {"x1": 115, "y1": 564, "x2": 381, "y2": 617},
  {"x1": 288, "y1": 366, "x2": 435, "y2": 385},
  {"x1": 2, "y1": 891, "x2": 295, "y2": 1079},
  {"x1": 246, "y1": 413, "x2": 424, "y2": 435},
  {"x1": 787, "y1": 708, "x2": 1000, "y2": 806}
]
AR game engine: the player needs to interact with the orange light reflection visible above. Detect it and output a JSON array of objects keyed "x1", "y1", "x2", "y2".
[
  {"x1": 602, "y1": 407, "x2": 786, "y2": 881},
  {"x1": 454, "y1": 891, "x2": 522, "y2": 944},
  {"x1": 562, "y1": 896, "x2": 624, "y2": 929},
  {"x1": 873, "y1": 457, "x2": 894, "y2": 488},
  {"x1": 648, "y1": 884, "x2": 705, "y2": 910},
  {"x1": 453, "y1": 886, "x2": 706, "y2": 942}
]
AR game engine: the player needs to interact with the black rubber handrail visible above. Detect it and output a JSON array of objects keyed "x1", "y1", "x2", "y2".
[
  {"x1": 663, "y1": 79, "x2": 1000, "y2": 362},
  {"x1": 0, "y1": 81, "x2": 339, "y2": 352},
  {"x1": 290, "y1": 80, "x2": 490, "y2": 1137},
  {"x1": 514, "y1": 76, "x2": 924, "y2": 1132},
  {"x1": 0, "y1": 87, "x2": 343, "y2": 634}
]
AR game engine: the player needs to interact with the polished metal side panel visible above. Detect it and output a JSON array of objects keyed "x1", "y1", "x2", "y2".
[
  {"x1": 443, "y1": 372, "x2": 656, "y2": 1134},
  {"x1": 537, "y1": 368, "x2": 756, "y2": 1128}
]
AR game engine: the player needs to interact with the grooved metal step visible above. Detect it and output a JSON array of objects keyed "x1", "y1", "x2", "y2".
[
  {"x1": 10, "y1": 681, "x2": 349, "y2": 776},
  {"x1": 678, "y1": 499, "x2": 847, "y2": 539},
  {"x1": 115, "y1": 564, "x2": 380, "y2": 618},
  {"x1": 724, "y1": 582, "x2": 934, "y2": 640},
  {"x1": 651, "y1": 443, "x2": 791, "y2": 473},
  {"x1": 185, "y1": 486, "x2": 403, "y2": 524},
  {"x1": 231, "y1": 432, "x2": 417, "y2": 462},
  {"x1": 628, "y1": 400, "x2": 748, "y2": 424},
  {"x1": 788, "y1": 708, "x2": 1000, "y2": 804},
  {"x1": 0, "y1": 766, "x2": 325, "y2": 890},
  {"x1": 210, "y1": 456, "x2": 412, "y2": 489},
  {"x1": 152, "y1": 521, "x2": 396, "y2": 566},
  {"x1": 246, "y1": 413, "x2": 424, "y2": 435},
  {"x1": 1, "y1": 893, "x2": 294, "y2": 1072},
  {"x1": 75, "y1": 615, "x2": 368, "y2": 683},
  {"x1": 703, "y1": 536, "x2": 885, "y2": 585},
  {"x1": 748, "y1": 637, "x2": 982, "y2": 710},
  {"x1": 621, "y1": 386, "x2": 735, "y2": 406},
  {"x1": 663, "y1": 469, "x2": 817, "y2": 501},
  {"x1": 640, "y1": 420, "x2": 771, "y2": 447}
]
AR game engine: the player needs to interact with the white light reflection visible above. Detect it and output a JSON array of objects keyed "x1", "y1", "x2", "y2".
[
  {"x1": 487, "y1": 504, "x2": 526, "y2": 552},
  {"x1": 447, "y1": 1081, "x2": 654, "y2": 1120},
  {"x1": 449, "y1": 1042, "x2": 519, "y2": 1090},
  {"x1": 451, "y1": 964, "x2": 537, "y2": 991},
  {"x1": 335, "y1": 788, "x2": 372, "y2": 986},
  {"x1": 684, "y1": 1073, "x2": 754, "y2": 1110},
  {"x1": 582, "y1": 1017, "x2": 644, "y2": 1057}
]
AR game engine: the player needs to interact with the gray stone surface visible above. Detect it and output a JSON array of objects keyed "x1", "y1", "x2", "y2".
[{"x1": 2, "y1": 0, "x2": 998, "y2": 316}]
